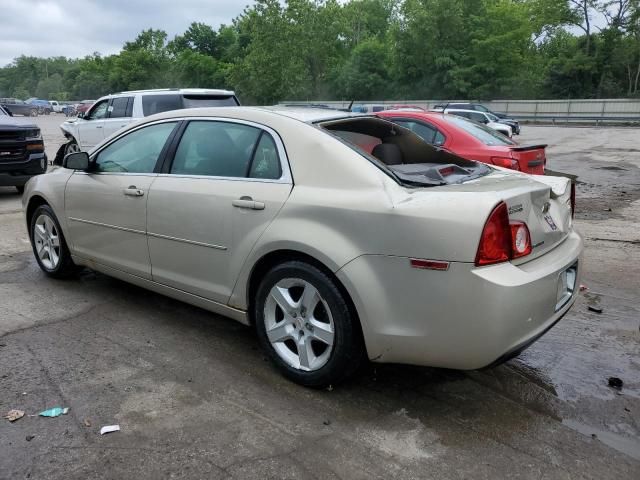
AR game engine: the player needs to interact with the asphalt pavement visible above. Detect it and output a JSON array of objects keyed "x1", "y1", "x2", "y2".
[{"x1": 1, "y1": 115, "x2": 638, "y2": 479}]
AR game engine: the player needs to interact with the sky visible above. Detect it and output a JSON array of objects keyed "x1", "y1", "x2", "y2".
[{"x1": 0, "y1": 0, "x2": 253, "y2": 67}]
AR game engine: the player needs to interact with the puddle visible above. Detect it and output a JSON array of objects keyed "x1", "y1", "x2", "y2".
[{"x1": 563, "y1": 419, "x2": 640, "y2": 461}]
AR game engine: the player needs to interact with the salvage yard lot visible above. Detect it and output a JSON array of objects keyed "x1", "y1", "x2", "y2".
[{"x1": 1, "y1": 116, "x2": 639, "y2": 479}]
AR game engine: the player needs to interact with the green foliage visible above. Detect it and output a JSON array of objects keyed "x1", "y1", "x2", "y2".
[{"x1": 1, "y1": 0, "x2": 639, "y2": 102}]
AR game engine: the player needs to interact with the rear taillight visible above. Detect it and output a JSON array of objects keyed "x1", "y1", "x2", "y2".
[
  {"x1": 490, "y1": 157, "x2": 520, "y2": 171},
  {"x1": 570, "y1": 182, "x2": 576, "y2": 218},
  {"x1": 510, "y1": 222, "x2": 532, "y2": 259},
  {"x1": 475, "y1": 202, "x2": 532, "y2": 266}
]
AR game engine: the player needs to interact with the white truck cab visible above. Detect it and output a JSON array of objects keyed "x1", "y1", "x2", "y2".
[{"x1": 60, "y1": 88, "x2": 240, "y2": 153}]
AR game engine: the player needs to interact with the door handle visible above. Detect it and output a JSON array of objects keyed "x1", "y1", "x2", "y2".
[
  {"x1": 96, "y1": 126, "x2": 103, "y2": 129},
  {"x1": 232, "y1": 196, "x2": 265, "y2": 210},
  {"x1": 123, "y1": 186, "x2": 144, "y2": 197}
]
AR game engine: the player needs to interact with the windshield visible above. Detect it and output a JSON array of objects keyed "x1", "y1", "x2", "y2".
[
  {"x1": 445, "y1": 115, "x2": 515, "y2": 146},
  {"x1": 486, "y1": 112, "x2": 499, "y2": 122}
]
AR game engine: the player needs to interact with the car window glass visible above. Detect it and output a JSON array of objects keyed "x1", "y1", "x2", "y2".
[
  {"x1": 394, "y1": 120, "x2": 436, "y2": 144},
  {"x1": 170, "y1": 121, "x2": 261, "y2": 178},
  {"x1": 445, "y1": 116, "x2": 515, "y2": 146},
  {"x1": 182, "y1": 95, "x2": 239, "y2": 108},
  {"x1": 87, "y1": 101, "x2": 108, "y2": 120},
  {"x1": 109, "y1": 97, "x2": 131, "y2": 118},
  {"x1": 476, "y1": 105, "x2": 490, "y2": 112},
  {"x1": 434, "y1": 130, "x2": 446, "y2": 145},
  {"x1": 142, "y1": 94, "x2": 182, "y2": 116},
  {"x1": 249, "y1": 133, "x2": 281, "y2": 179},
  {"x1": 95, "y1": 122, "x2": 177, "y2": 173},
  {"x1": 469, "y1": 112, "x2": 485, "y2": 123}
]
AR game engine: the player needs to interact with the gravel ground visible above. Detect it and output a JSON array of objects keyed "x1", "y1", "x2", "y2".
[{"x1": 0, "y1": 116, "x2": 638, "y2": 479}]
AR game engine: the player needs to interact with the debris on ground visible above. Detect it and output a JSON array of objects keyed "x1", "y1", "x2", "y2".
[
  {"x1": 579, "y1": 284, "x2": 588, "y2": 291},
  {"x1": 323, "y1": 419, "x2": 331, "y2": 426},
  {"x1": 4, "y1": 409, "x2": 25, "y2": 422},
  {"x1": 39, "y1": 407, "x2": 69, "y2": 418},
  {"x1": 83, "y1": 418, "x2": 92, "y2": 427},
  {"x1": 25, "y1": 435, "x2": 35, "y2": 442},
  {"x1": 100, "y1": 425, "x2": 120, "y2": 435},
  {"x1": 588, "y1": 306, "x2": 603, "y2": 314},
  {"x1": 608, "y1": 377, "x2": 623, "y2": 390}
]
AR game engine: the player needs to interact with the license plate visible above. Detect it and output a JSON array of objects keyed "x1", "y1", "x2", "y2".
[{"x1": 555, "y1": 263, "x2": 577, "y2": 312}]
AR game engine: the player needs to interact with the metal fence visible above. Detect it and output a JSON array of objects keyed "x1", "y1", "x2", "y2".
[{"x1": 281, "y1": 99, "x2": 640, "y2": 124}]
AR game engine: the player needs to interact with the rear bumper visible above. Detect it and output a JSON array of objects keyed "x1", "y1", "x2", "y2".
[
  {"x1": 336, "y1": 230, "x2": 583, "y2": 369},
  {"x1": 0, "y1": 153, "x2": 47, "y2": 186}
]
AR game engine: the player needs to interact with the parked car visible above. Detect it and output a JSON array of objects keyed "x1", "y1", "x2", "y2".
[
  {"x1": 442, "y1": 109, "x2": 513, "y2": 137},
  {"x1": 26, "y1": 106, "x2": 582, "y2": 386},
  {"x1": 0, "y1": 98, "x2": 38, "y2": 117},
  {"x1": 49, "y1": 100, "x2": 63, "y2": 113},
  {"x1": 60, "y1": 88, "x2": 240, "y2": 154},
  {"x1": 61, "y1": 103, "x2": 76, "y2": 117},
  {"x1": 387, "y1": 104, "x2": 426, "y2": 111},
  {"x1": 378, "y1": 110, "x2": 546, "y2": 174},
  {"x1": 433, "y1": 102, "x2": 520, "y2": 134},
  {"x1": 75, "y1": 100, "x2": 95, "y2": 115},
  {"x1": 26, "y1": 99, "x2": 53, "y2": 115},
  {"x1": 0, "y1": 105, "x2": 47, "y2": 193}
]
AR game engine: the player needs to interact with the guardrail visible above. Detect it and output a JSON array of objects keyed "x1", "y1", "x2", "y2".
[{"x1": 281, "y1": 99, "x2": 640, "y2": 125}]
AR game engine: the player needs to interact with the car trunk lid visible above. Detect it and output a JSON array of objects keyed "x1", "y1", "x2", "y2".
[{"x1": 510, "y1": 144, "x2": 547, "y2": 174}]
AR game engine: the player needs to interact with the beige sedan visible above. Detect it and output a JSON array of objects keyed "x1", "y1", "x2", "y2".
[{"x1": 23, "y1": 107, "x2": 583, "y2": 386}]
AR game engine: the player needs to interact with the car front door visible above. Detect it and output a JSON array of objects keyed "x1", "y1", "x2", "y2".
[
  {"x1": 103, "y1": 96, "x2": 134, "y2": 139},
  {"x1": 64, "y1": 121, "x2": 179, "y2": 279},
  {"x1": 77, "y1": 99, "x2": 109, "y2": 149},
  {"x1": 147, "y1": 119, "x2": 292, "y2": 304}
]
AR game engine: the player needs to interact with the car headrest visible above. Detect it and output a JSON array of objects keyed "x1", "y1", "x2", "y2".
[{"x1": 371, "y1": 143, "x2": 403, "y2": 165}]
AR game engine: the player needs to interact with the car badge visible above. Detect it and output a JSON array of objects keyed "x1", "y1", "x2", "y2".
[{"x1": 542, "y1": 202, "x2": 551, "y2": 213}]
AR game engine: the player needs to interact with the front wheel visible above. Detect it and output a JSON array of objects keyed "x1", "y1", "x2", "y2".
[
  {"x1": 254, "y1": 261, "x2": 364, "y2": 387},
  {"x1": 30, "y1": 205, "x2": 78, "y2": 278},
  {"x1": 64, "y1": 140, "x2": 80, "y2": 155},
  {"x1": 30, "y1": 108, "x2": 38, "y2": 117}
]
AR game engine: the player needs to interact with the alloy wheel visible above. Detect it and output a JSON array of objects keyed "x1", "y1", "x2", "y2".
[
  {"x1": 263, "y1": 278, "x2": 335, "y2": 372},
  {"x1": 33, "y1": 214, "x2": 61, "y2": 270}
]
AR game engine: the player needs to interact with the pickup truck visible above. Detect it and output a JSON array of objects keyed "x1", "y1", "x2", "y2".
[
  {"x1": 0, "y1": 98, "x2": 38, "y2": 117},
  {"x1": 0, "y1": 105, "x2": 47, "y2": 193}
]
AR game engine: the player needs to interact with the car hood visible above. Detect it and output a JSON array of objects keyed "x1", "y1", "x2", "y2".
[{"x1": 0, "y1": 116, "x2": 38, "y2": 128}]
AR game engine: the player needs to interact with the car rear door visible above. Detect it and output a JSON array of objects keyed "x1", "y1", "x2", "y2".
[
  {"x1": 146, "y1": 118, "x2": 292, "y2": 304},
  {"x1": 64, "y1": 121, "x2": 180, "y2": 279},
  {"x1": 103, "y1": 96, "x2": 134, "y2": 139}
]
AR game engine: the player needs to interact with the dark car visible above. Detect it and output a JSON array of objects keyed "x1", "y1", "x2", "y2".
[
  {"x1": 0, "y1": 98, "x2": 38, "y2": 117},
  {"x1": 0, "y1": 106, "x2": 47, "y2": 193},
  {"x1": 433, "y1": 102, "x2": 520, "y2": 134},
  {"x1": 25, "y1": 98, "x2": 53, "y2": 115}
]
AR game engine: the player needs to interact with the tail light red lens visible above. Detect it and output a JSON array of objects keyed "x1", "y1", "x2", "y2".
[
  {"x1": 490, "y1": 157, "x2": 520, "y2": 171},
  {"x1": 510, "y1": 222, "x2": 532, "y2": 259},
  {"x1": 475, "y1": 202, "x2": 511, "y2": 266},
  {"x1": 475, "y1": 202, "x2": 532, "y2": 266}
]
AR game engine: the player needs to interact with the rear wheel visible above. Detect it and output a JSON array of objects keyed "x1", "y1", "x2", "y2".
[
  {"x1": 254, "y1": 261, "x2": 364, "y2": 387},
  {"x1": 29, "y1": 108, "x2": 38, "y2": 117},
  {"x1": 30, "y1": 205, "x2": 77, "y2": 278}
]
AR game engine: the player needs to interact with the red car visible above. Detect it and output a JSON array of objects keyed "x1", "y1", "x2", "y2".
[{"x1": 377, "y1": 110, "x2": 546, "y2": 174}]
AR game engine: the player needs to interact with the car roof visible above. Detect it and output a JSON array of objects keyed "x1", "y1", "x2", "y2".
[
  {"x1": 135, "y1": 106, "x2": 368, "y2": 128},
  {"x1": 110, "y1": 88, "x2": 236, "y2": 96}
]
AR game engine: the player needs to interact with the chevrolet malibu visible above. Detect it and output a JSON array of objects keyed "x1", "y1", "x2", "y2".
[{"x1": 22, "y1": 107, "x2": 583, "y2": 387}]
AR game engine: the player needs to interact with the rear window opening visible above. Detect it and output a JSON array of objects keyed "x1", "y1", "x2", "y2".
[
  {"x1": 142, "y1": 94, "x2": 239, "y2": 116},
  {"x1": 319, "y1": 117, "x2": 491, "y2": 187}
]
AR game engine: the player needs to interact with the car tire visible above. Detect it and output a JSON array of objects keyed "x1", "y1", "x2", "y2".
[
  {"x1": 254, "y1": 261, "x2": 364, "y2": 387},
  {"x1": 29, "y1": 204, "x2": 78, "y2": 278},
  {"x1": 64, "y1": 140, "x2": 81, "y2": 155},
  {"x1": 30, "y1": 108, "x2": 38, "y2": 117},
  {"x1": 16, "y1": 186, "x2": 25, "y2": 194}
]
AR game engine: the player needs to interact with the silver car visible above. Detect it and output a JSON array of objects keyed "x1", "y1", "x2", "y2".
[{"x1": 23, "y1": 107, "x2": 583, "y2": 386}]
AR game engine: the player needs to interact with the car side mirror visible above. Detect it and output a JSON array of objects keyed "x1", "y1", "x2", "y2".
[
  {"x1": 77, "y1": 112, "x2": 84, "y2": 119},
  {"x1": 63, "y1": 151, "x2": 90, "y2": 170}
]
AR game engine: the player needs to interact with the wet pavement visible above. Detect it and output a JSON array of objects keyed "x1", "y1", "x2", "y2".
[{"x1": 0, "y1": 118, "x2": 638, "y2": 479}]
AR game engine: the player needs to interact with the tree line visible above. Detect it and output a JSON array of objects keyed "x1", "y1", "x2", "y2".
[{"x1": 1, "y1": 0, "x2": 639, "y2": 104}]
